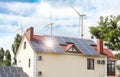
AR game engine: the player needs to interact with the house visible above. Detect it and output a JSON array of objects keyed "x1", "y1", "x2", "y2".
[
  {"x1": 0, "y1": 66, "x2": 29, "y2": 77},
  {"x1": 16, "y1": 27, "x2": 116, "y2": 77}
]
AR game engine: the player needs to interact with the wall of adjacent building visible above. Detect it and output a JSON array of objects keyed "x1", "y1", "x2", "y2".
[
  {"x1": 36, "y1": 52, "x2": 105, "y2": 77},
  {"x1": 16, "y1": 36, "x2": 34, "y2": 77}
]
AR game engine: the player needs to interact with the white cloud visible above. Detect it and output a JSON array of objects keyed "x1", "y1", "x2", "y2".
[
  {"x1": 0, "y1": 2, "x2": 36, "y2": 16},
  {"x1": 0, "y1": 34, "x2": 15, "y2": 50},
  {"x1": 0, "y1": 0, "x2": 120, "y2": 50}
]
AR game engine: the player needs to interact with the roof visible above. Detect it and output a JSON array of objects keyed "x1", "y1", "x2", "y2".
[
  {"x1": 102, "y1": 49, "x2": 115, "y2": 59},
  {"x1": 92, "y1": 45, "x2": 115, "y2": 59},
  {"x1": 0, "y1": 66, "x2": 28, "y2": 77},
  {"x1": 30, "y1": 35, "x2": 100, "y2": 56}
]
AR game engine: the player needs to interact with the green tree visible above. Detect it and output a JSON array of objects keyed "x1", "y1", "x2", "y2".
[
  {"x1": 115, "y1": 53, "x2": 120, "y2": 59},
  {"x1": 0, "y1": 47, "x2": 5, "y2": 66},
  {"x1": 12, "y1": 34, "x2": 22, "y2": 65},
  {"x1": 116, "y1": 65, "x2": 120, "y2": 77},
  {"x1": 4, "y1": 50, "x2": 11, "y2": 66},
  {"x1": 115, "y1": 53, "x2": 120, "y2": 77},
  {"x1": 89, "y1": 15, "x2": 120, "y2": 50}
]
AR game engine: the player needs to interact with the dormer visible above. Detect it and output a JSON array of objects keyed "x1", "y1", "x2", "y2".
[{"x1": 60, "y1": 43, "x2": 82, "y2": 53}]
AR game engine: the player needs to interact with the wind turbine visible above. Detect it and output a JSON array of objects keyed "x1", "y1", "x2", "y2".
[
  {"x1": 71, "y1": 6, "x2": 86, "y2": 39},
  {"x1": 39, "y1": 16, "x2": 54, "y2": 36},
  {"x1": 44, "y1": 16, "x2": 54, "y2": 48},
  {"x1": 16, "y1": 20, "x2": 24, "y2": 36},
  {"x1": 49, "y1": 16, "x2": 54, "y2": 37}
]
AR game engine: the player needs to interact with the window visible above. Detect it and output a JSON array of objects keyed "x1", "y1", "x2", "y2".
[
  {"x1": 67, "y1": 46, "x2": 80, "y2": 53},
  {"x1": 28, "y1": 58, "x2": 31, "y2": 68},
  {"x1": 68, "y1": 47, "x2": 77, "y2": 52},
  {"x1": 107, "y1": 60, "x2": 115, "y2": 76},
  {"x1": 87, "y1": 58, "x2": 94, "y2": 70},
  {"x1": 24, "y1": 42, "x2": 26, "y2": 49}
]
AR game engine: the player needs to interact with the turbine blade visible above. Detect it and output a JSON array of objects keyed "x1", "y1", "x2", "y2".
[
  {"x1": 40, "y1": 24, "x2": 49, "y2": 30},
  {"x1": 15, "y1": 28, "x2": 21, "y2": 32},
  {"x1": 71, "y1": 6, "x2": 81, "y2": 16}
]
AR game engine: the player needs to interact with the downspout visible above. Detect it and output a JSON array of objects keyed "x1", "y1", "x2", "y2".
[
  {"x1": 115, "y1": 60, "x2": 117, "y2": 77},
  {"x1": 105, "y1": 56, "x2": 107, "y2": 77},
  {"x1": 33, "y1": 51, "x2": 37, "y2": 77}
]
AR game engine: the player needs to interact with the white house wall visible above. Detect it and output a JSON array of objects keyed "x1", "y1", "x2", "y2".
[
  {"x1": 16, "y1": 37, "x2": 34, "y2": 77},
  {"x1": 36, "y1": 52, "x2": 105, "y2": 77}
]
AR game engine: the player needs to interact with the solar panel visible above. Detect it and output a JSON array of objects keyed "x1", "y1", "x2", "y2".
[
  {"x1": 0, "y1": 72, "x2": 7, "y2": 77},
  {"x1": 0, "y1": 66, "x2": 4, "y2": 72},
  {"x1": 36, "y1": 36, "x2": 56, "y2": 52},
  {"x1": 42, "y1": 46, "x2": 55, "y2": 52},
  {"x1": 86, "y1": 40, "x2": 96, "y2": 46},
  {"x1": 51, "y1": 37, "x2": 64, "y2": 53},
  {"x1": 54, "y1": 46, "x2": 64, "y2": 53},
  {"x1": 38, "y1": 40, "x2": 53, "y2": 52},
  {"x1": 80, "y1": 39, "x2": 99, "y2": 55},
  {"x1": 4, "y1": 67, "x2": 11, "y2": 73},
  {"x1": 30, "y1": 35, "x2": 100, "y2": 56},
  {"x1": 31, "y1": 36, "x2": 64, "y2": 53},
  {"x1": 11, "y1": 67, "x2": 17, "y2": 73},
  {"x1": 31, "y1": 41, "x2": 43, "y2": 51},
  {"x1": 71, "y1": 38, "x2": 87, "y2": 54},
  {"x1": 14, "y1": 73, "x2": 21, "y2": 77},
  {"x1": 79, "y1": 39, "x2": 94, "y2": 55},
  {"x1": 62, "y1": 37, "x2": 73, "y2": 43},
  {"x1": 0, "y1": 66, "x2": 28, "y2": 77},
  {"x1": 38, "y1": 40, "x2": 45, "y2": 51},
  {"x1": 16, "y1": 67, "x2": 23, "y2": 73},
  {"x1": 21, "y1": 73, "x2": 28, "y2": 77},
  {"x1": 7, "y1": 73, "x2": 14, "y2": 77},
  {"x1": 54, "y1": 36, "x2": 66, "y2": 44}
]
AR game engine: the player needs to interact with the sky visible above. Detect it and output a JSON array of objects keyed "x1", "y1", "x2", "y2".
[{"x1": 0, "y1": 0, "x2": 120, "y2": 52}]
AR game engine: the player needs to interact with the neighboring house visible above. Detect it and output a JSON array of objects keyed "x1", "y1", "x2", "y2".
[
  {"x1": 0, "y1": 66, "x2": 28, "y2": 77},
  {"x1": 16, "y1": 27, "x2": 116, "y2": 77}
]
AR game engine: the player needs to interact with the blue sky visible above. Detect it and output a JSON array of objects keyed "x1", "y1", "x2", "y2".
[{"x1": 0, "y1": 0, "x2": 120, "y2": 51}]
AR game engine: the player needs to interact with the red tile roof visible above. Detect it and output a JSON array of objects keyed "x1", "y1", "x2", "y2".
[
  {"x1": 92, "y1": 46, "x2": 115, "y2": 59},
  {"x1": 101, "y1": 49, "x2": 115, "y2": 59}
]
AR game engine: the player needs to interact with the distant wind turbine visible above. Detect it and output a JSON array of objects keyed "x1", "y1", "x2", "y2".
[
  {"x1": 71, "y1": 6, "x2": 86, "y2": 39},
  {"x1": 49, "y1": 16, "x2": 54, "y2": 37},
  {"x1": 16, "y1": 20, "x2": 24, "y2": 36},
  {"x1": 39, "y1": 16, "x2": 54, "y2": 36}
]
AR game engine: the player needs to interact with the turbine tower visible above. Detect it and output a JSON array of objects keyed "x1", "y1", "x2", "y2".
[
  {"x1": 49, "y1": 16, "x2": 54, "y2": 37},
  {"x1": 71, "y1": 6, "x2": 85, "y2": 39}
]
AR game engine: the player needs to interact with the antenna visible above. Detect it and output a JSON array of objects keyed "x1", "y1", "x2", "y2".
[{"x1": 71, "y1": 6, "x2": 85, "y2": 39}]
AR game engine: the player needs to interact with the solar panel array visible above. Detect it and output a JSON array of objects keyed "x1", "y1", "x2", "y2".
[
  {"x1": 31, "y1": 36, "x2": 65, "y2": 53},
  {"x1": 86, "y1": 39, "x2": 96, "y2": 46},
  {"x1": 0, "y1": 66, "x2": 28, "y2": 77},
  {"x1": 31, "y1": 35, "x2": 100, "y2": 56}
]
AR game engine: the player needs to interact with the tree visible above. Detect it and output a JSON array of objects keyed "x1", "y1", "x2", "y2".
[
  {"x1": 115, "y1": 53, "x2": 120, "y2": 77},
  {"x1": 11, "y1": 34, "x2": 22, "y2": 65},
  {"x1": 116, "y1": 65, "x2": 120, "y2": 77},
  {"x1": 4, "y1": 50, "x2": 11, "y2": 66},
  {"x1": 115, "y1": 53, "x2": 120, "y2": 59},
  {"x1": 0, "y1": 47, "x2": 5, "y2": 66},
  {"x1": 89, "y1": 15, "x2": 120, "y2": 50}
]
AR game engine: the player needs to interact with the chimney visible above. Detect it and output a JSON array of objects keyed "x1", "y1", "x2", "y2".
[
  {"x1": 26, "y1": 27, "x2": 34, "y2": 41},
  {"x1": 97, "y1": 39, "x2": 103, "y2": 53}
]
